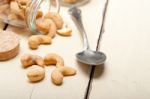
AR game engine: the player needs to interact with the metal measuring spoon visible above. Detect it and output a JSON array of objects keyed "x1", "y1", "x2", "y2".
[{"x1": 69, "y1": 6, "x2": 106, "y2": 65}]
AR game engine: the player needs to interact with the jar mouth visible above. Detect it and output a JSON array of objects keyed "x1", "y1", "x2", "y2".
[{"x1": 26, "y1": 0, "x2": 60, "y2": 34}]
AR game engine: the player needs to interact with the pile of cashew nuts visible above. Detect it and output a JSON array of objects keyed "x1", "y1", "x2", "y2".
[
  {"x1": 21, "y1": 53, "x2": 76, "y2": 85},
  {"x1": 0, "y1": 0, "x2": 72, "y2": 50},
  {"x1": 0, "y1": 0, "x2": 76, "y2": 86},
  {"x1": 28, "y1": 12, "x2": 72, "y2": 49},
  {"x1": 0, "y1": 0, "x2": 26, "y2": 22}
]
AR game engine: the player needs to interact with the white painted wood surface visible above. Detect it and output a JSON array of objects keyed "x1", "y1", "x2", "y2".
[
  {"x1": 0, "y1": 0, "x2": 105, "y2": 99},
  {"x1": 89, "y1": 0, "x2": 150, "y2": 99}
]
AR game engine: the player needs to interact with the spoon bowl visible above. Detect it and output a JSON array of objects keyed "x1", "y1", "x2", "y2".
[{"x1": 76, "y1": 50, "x2": 106, "y2": 65}]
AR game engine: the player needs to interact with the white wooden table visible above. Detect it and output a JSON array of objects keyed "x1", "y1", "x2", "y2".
[
  {"x1": 1, "y1": 0, "x2": 150, "y2": 99},
  {"x1": 89, "y1": 0, "x2": 150, "y2": 99}
]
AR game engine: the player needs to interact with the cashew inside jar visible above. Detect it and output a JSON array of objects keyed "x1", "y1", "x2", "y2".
[{"x1": 0, "y1": 0, "x2": 60, "y2": 34}]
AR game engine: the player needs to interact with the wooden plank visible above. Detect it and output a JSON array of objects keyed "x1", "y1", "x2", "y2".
[
  {"x1": 89, "y1": 0, "x2": 150, "y2": 99},
  {"x1": 0, "y1": 0, "x2": 104, "y2": 98}
]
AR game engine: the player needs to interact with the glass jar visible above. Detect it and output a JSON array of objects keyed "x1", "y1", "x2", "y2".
[
  {"x1": 0, "y1": 0, "x2": 59, "y2": 33},
  {"x1": 59, "y1": 0, "x2": 90, "y2": 7}
]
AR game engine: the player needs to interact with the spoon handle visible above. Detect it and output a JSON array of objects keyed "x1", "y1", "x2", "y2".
[{"x1": 69, "y1": 6, "x2": 90, "y2": 50}]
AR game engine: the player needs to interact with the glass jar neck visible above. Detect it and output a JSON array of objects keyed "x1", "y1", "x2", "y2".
[{"x1": 17, "y1": 0, "x2": 60, "y2": 34}]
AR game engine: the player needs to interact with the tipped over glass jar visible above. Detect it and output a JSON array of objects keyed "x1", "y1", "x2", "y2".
[
  {"x1": 59, "y1": 0, "x2": 90, "y2": 7},
  {"x1": 0, "y1": 0, "x2": 60, "y2": 33}
]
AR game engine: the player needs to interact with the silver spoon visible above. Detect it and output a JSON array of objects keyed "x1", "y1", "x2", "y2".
[{"x1": 69, "y1": 6, "x2": 106, "y2": 65}]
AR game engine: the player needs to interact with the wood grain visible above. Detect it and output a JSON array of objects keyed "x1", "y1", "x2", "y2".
[{"x1": 90, "y1": 0, "x2": 150, "y2": 99}]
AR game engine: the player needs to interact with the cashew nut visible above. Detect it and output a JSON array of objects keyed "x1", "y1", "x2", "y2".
[
  {"x1": 10, "y1": 1, "x2": 21, "y2": 14},
  {"x1": 27, "y1": 65, "x2": 45, "y2": 82},
  {"x1": 46, "y1": 19, "x2": 57, "y2": 38},
  {"x1": 44, "y1": 53, "x2": 64, "y2": 67},
  {"x1": 57, "y1": 28, "x2": 72, "y2": 36},
  {"x1": 51, "y1": 67, "x2": 76, "y2": 85},
  {"x1": 21, "y1": 54, "x2": 45, "y2": 68},
  {"x1": 28, "y1": 35, "x2": 52, "y2": 49},
  {"x1": 8, "y1": 13, "x2": 18, "y2": 20},
  {"x1": 17, "y1": 10, "x2": 25, "y2": 20},
  {"x1": 0, "y1": 4, "x2": 9, "y2": 14},
  {"x1": 10, "y1": 1, "x2": 25, "y2": 20},
  {"x1": 10, "y1": 1, "x2": 20, "y2": 14},
  {"x1": 0, "y1": 0, "x2": 11, "y2": 4},
  {"x1": 63, "y1": 0, "x2": 77, "y2": 4},
  {"x1": 36, "y1": 18, "x2": 50, "y2": 34},
  {"x1": 16, "y1": 0, "x2": 28, "y2": 5},
  {"x1": 44, "y1": 12, "x2": 63, "y2": 29},
  {"x1": 16, "y1": 0, "x2": 28, "y2": 9},
  {"x1": 36, "y1": 18, "x2": 57, "y2": 38},
  {"x1": 36, "y1": 10, "x2": 43, "y2": 19}
]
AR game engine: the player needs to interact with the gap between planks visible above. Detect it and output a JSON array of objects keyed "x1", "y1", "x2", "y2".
[
  {"x1": 3, "y1": 24, "x2": 8, "y2": 30},
  {"x1": 84, "y1": 0, "x2": 109, "y2": 99}
]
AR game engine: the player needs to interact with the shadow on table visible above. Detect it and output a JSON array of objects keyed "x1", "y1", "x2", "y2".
[
  {"x1": 76, "y1": 61, "x2": 106, "y2": 79},
  {"x1": 77, "y1": 61, "x2": 92, "y2": 77},
  {"x1": 93, "y1": 64, "x2": 105, "y2": 79}
]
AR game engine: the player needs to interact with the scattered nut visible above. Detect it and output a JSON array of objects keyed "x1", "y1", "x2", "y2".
[
  {"x1": 59, "y1": 66, "x2": 76, "y2": 76},
  {"x1": 27, "y1": 65, "x2": 45, "y2": 82},
  {"x1": 44, "y1": 12, "x2": 63, "y2": 29},
  {"x1": 57, "y1": 28, "x2": 72, "y2": 36},
  {"x1": 51, "y1": 67, "x2": 76, "y2": 85},
  {"x1": 63, "y1": 0, "x2": 77, "y2": 4},
  {"x1": 44, "y1": 53, "x2": 64, "y2": 67},
  {"x1": 44, "y1": 53, "x2": 76, "y2": 85},
  {"x1": 21, "y1": 54, "x2": 45, "y2": 68},
  {"x1": 21, "y1": 53, "x2": 76, "y2": 85},
  {"x1": 51, "y1": 69, "x2": 63, "y2": 85},
  {"x1": 28, "y1": 35, "x2": 52, "y2": 49}
]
